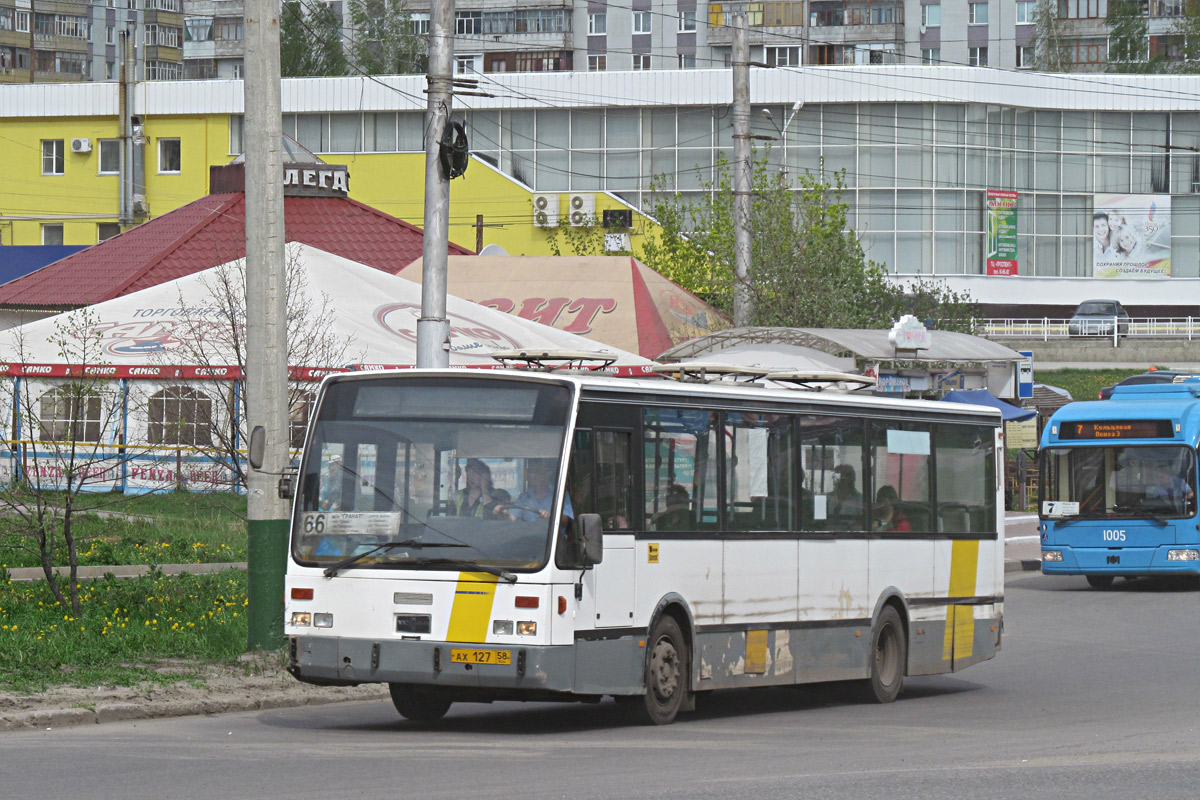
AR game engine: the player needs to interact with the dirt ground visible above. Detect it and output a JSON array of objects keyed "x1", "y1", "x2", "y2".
[{"x1": 0, "y1": 654, "x2": 389, "y2": 730}]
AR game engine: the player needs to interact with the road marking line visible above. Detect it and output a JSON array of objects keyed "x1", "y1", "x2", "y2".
[{"x1": 1006, "y1": 535, "x2": 1041, "y2": 543}]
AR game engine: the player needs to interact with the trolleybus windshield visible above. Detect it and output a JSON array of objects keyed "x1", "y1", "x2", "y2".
[
  {"x1": 1042, "y1": 444, "x2": 1197, "y2": 519},
  {"x1": 292, "y1": 377, "x2": 573, "y2": 571}
]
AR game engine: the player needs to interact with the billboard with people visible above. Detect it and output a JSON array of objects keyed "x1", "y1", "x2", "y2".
[{"x1": 1092, "y1": 194, "x2": 1171, "y2": 278}]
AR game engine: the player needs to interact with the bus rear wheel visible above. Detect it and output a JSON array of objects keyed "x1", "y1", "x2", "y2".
[
  {"x1": 861, "y1": 605, "x2": 906, "y2": 704},
  {"x1": 622, "y1": 615, "x2": 689, "y2": 725},
  {"x1": 388, "y1": 683, "x2": 452, "y2": 722},
  {"x1": 1086, "y1": 575, "x2": 1115, "y2": 589}
]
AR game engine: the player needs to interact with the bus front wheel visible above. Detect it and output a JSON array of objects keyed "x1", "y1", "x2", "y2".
[
  {"x1": 622, "y1": 615, "x2": 689, "y2": 725},
  {"x1": 1086, "y1": 575, "x2": 1115, "y2": 589},
  {"x1": 388, "y1": 683, "x2": 452, "y2": 722},
  {"x1": 862, "y1": 605, "x2": 906, "y2": 704}
]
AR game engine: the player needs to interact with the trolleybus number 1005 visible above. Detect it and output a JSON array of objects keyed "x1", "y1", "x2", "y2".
[{"x1": 450, "y1": 649, "x2": 512, "y2": 665}]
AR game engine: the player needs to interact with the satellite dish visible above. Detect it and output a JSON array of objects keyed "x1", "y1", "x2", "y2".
[{"x1": 479, "y1": 243, "x2": 509, "y2": 256}]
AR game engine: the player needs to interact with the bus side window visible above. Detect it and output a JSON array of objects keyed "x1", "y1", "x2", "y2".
[{"x1": 644, "y1": 408, "x2": 719, "y2": 532}]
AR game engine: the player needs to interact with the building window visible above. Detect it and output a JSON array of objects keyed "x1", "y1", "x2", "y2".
[
  {"x1": 1060, "y1": 0, "x2": 1107, "y2": 19},
  {"x1": 42, "y1": 140, "x2": 64, "y2": 175},
  {"x1": 148, "y1": 386, "x2": 213, "y2": 447},
  {"x1": 98, "y1": 222, "x2": 121, "y2": 242},
  {"x1": 106, "y1": 61, "x2": 116, "y2": 80},
  {"x1": 678, "y1": 53, "x2": 697, "y2": 68},
  {"x1": 969, "y1": 2, "x2": 989, "y2": 24},
  {"x1": 766, "y1": 46, "x2": 801, "y2": 66},
  {"x1": 98, "y1": 139, "x2": 120, "y2": 174},
  {"x1": 456, "y1": 11, "x2": 482, "y2": 35},
  {"x1": 15, "y1": 10, "x2": 28, "y2": 33},
  {"x1": 38, "y1": 387, "x2": 102, "y2": 443},
  {"x1": 158, "y1": 138, "x2": 181, "y2": 173},
  {"x1": 185, "y1": 17, "x2": 212, "y2": 42},
  {"x1": 632, "y1": 53, "x2": 651, "y2": 70},
  {"x1": 588, "y1": 54, "x2": 606, "y2": 70},
  {"x1": 1016, "y1": 1, "x2": 1036, "y2": 23},
  {"x1": 42, "y1": 223, "x2": 64, "y2": 246},
  {"x1": 679, "y1": 10, "x2": 697, "y2": 32},
  {"x1": 633, "y1": 11, "x2": 652, "y2": 34},
  {"x1": 969, "y1": 46, "x2": 989, "y2": 66},
  {"x1": 213, "y1": 17, "x2": 243, "y2": 41},
  {"x1": 1016, "y1": 45, "x2": 1034, "y2": 67},
  {"x1": 410, "y1": 13, "x2": 429, "y2": 35},
  {"x1": 454, "y1": 54, "x2": 481, "y2": 73},
  {"x1": 106, "y1": 25, "x2": 114, "y2": 44},
  {"x1": 231, "y1": 61, "x2": 244, "y2": 79},
  {"x1": 588, "y1": 12, "x2": 606, "y2": 35},
  {"x1": 922, "y1": 47, "x2": 941, "y2": 64},
  {"x1": 921, "y1": 4, "x2": 940, "y2": 27}
]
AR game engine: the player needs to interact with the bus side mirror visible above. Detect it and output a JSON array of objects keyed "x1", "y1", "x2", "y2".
[
  {"x1": 578, "y1": 513, "x2": 603, "y2": 567},
  {"x1": 248, "y1": 426, "x2": 265, "y2": 471}
]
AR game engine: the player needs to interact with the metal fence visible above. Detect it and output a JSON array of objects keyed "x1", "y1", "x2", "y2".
[{"x1": 979, "y1": 318, "x2": 1200, "y2": 342}]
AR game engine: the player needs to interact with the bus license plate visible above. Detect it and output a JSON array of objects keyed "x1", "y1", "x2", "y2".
[{"x1": 450, "y1": 648, "x2": 511, "y2": 665}]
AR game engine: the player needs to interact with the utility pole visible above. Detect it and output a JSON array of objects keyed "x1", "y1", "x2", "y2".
[
  {"x1": 243, "y1": 0, "x2": 289, "y2": 650},
  {"x1": 417, "y1": 0, "x2": 455, "y2": 369},
  {"x1": 732, "y1": 14, "x2": 753, "y2": 327}
]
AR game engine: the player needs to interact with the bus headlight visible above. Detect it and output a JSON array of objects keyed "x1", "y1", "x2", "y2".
[
  {"x1": 517, "y1": 621, "x2": 537, "y2": 636},
  {"x1": 313, "y1": 613, "x2": 334, "y2": 628},
  {"x1": 1043, "y1": 551, "x2": 1063, "y2": 562},
  {"x1": 1166, "y1": 549, "x2": 1199, "y2": 561},
  {"x1": 290, "y1": 612, "x2": 312, "y2": 627},
  {"x1": 493, "y1": 620, "x2": 514, "y2": 635}
]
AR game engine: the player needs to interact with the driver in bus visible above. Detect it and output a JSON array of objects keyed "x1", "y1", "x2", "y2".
[
  {"x1": 507, "y1": 459, "x2": 574, "y2": 525},
  {"x1": 1143, "y1": 462, "x2": 1195, "y2": 513}
]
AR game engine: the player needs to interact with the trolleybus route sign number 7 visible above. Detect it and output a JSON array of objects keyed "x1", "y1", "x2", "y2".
[{"x1": 1042, "y1": 500, "x2": 1079, "y2": 518}]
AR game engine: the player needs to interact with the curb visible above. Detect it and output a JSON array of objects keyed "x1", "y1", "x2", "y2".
[
  {"x1": 1005, "y1": 559, "x2": 1041, "y2": 573},
  {"x1": 0, "y1": 687, "x2": 391, "y2": 733}
]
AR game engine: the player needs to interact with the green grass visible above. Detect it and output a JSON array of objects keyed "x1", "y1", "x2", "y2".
[
  {"x1": 1037, "y1": 366, "x2": 1167, "y2": 406},
  {"x1": 0, "y1": 492, "x2": 247, "y2": 569},
  {"x1": 0, "y1": 569, "x2": 249, "y2": 691}
]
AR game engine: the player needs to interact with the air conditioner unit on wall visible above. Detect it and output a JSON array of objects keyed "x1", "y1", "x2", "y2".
[
  {"x1": 71, "y1": 138, "x2": 92, "y2": 153},
  {"x1": 533, "y1": 193, "x2": 559, "y2": 227},
  {"x1": 568, "y1": 193, "x2": 596, "y2": 226}
]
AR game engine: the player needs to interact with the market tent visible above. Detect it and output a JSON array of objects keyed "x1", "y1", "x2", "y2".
[
  {"x1": 397, "y1": 256, "x2": 723, "y2": 359},
  {"x1": 0, "y1": 245, "x2": 654, "y2": 375},
  {"x1": 941, "y1": 390, "x2": 1036, "y2": 421}
]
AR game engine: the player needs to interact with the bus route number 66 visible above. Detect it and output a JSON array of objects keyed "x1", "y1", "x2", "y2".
[{"x1": 303, "y1": 513, "x2": 327, "y2": 534}]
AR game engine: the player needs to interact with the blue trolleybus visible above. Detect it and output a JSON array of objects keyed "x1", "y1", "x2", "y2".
[{"x1": 1040, "y1": 381, "x2": 1200, "y2": 588}]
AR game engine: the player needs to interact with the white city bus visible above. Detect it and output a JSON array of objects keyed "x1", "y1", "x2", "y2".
[{"x1": 283, "y1": 370, "x2": 1004, "y2": 724}]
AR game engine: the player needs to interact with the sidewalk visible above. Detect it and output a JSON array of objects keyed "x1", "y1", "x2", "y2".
[{"x1": 6, "y1": 562, "x2": 248, "y2": 582}]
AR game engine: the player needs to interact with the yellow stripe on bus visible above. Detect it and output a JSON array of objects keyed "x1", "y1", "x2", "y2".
[
  {"x1": 943, "y1": 539, "x2": 980, "y2": 662},
  {"x1": 446, "y1": 572, "x2": 500, "y2": 644}
]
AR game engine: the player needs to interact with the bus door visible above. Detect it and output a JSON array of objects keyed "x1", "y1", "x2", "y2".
[{"x1": 567, "y1": 406, "x2": 636, "y2": 629}]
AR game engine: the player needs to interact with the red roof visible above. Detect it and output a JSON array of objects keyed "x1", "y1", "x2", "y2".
[{"x1": 0, "y1": 193, "x2": 472, "y2": 309}]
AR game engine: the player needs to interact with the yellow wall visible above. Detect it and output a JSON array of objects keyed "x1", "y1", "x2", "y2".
[{"x1": 0, "y1": 112, "x2": 654, "y2": 256}]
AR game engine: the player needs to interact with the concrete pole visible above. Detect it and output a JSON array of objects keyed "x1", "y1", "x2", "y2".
[
  {"x1": 732, "y1": 14, "x2": 754, "y2": 327},
  {"x1": 417, "y1": 0, "x2": 455, "y2": 369},
  {"x1": 243, "y1": 0, "x2": 289, "y2": 650}
]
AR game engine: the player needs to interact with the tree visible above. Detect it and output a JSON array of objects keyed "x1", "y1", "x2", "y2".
[
  {"x1": 1169, "y1": 0, "x2": 1200, "y2": 72},
  {"x1": 158, "y1": 245, "x2": 360, "y2": 490},
  {"x1": 345, "y1": 0, "x2": 427, "y2": 75},
  {"x1": 637, "y1": 154, "x2": 977, "y2": 332},
  {"x1": 541, "y1": 212, "x2": 631, "y2": 258},
  {"x1": 280, "y1": 0, "x2": 348, "y2": 78},
  {"x1": 0, "y1": 311, "x2": 170, "y2": 613},
  {"x1": 1031, "y1": 0, "x2": 1072, "y2": 72},
  {"x1": 1106, "y1": 0, "x2": 1152, "y2": 73}
]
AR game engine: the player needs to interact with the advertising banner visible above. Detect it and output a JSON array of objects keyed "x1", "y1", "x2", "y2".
[
  {"x1": 1092, "y1": 194, "x2": 1171, "y2": 278},
  {"x1": 986, "y1": 190, "x2": 1019, "y2": 276}
]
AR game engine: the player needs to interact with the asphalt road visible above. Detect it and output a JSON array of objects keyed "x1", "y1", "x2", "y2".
[{"x1": 3, "y1": 572, "x2": 1198, "y2": 800}]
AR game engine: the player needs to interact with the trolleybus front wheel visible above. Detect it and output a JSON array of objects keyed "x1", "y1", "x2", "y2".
[
  {"x1": 388, "y1": 683, "x2": 452, "y2": 722},
  {"x1": 861, "y1": 605, "x2": 906, "y2": 704},
  {"x1": 620, "y1": 614, "x2": 689, "y2": 725},
  {"x1": 1086, "y1": 575, "x2": 1115, "y2": 589}
]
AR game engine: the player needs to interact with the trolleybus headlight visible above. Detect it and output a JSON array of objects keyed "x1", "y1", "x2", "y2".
[
  {"x1": 517, "y1": 621, "x2": 537, "y2": 636},
  {"x1": 290, "y1": 612, "x2": 312, "y2": 627},
  {"x1": 313, "y1": 613, "x2": 334, "y2": 628},
  {"x1": 1043, "y1": 551, "x2": 1063, "y2": 562},
  {"x1": 493, "y1": 620, "x2": 514, "y2": 635},
  {"x1": 1166, "y1": 549, "x2": 1200, "y2": 561}
]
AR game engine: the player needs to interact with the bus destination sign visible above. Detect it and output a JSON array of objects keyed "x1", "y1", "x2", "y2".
[{"x1": 1059, "y1": 420, "x2": 1174, "y2": 440}]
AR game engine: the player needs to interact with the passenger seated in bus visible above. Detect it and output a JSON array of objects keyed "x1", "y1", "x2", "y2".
[
  {"x1": 653, "y1": 484, "x2": 691, "y2": 531},
  {"x1": 448, "y1": 458, "x2": 510, "y2": 519},
  {"x1": 318, "y1": 454, "x2": 344, "y2": 511},
  {"x1": 507, "y1": 459, "x2": 574, "y2": 525},
  {"x1": 872, "y1": 485, "x2": 910, "y2": 533},
  {"x1": 828, "y1": 464, "x2": 863, "y2": 527}
]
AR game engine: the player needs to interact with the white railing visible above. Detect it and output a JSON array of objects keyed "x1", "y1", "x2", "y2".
[{"x1": 980, "y1": 317, "x2": 1199, "y2": 342}]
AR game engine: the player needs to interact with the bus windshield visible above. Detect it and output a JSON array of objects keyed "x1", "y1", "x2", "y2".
[
  {"x1": 292, "y1": 377, "x2": 574, "y2": 571},
  {"x1": 1042, "y1": 445, "x2": 1197, "y2": 519}
]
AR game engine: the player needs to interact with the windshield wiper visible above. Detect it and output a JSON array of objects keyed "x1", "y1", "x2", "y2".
[
  {"x1": 410, "y1": 557, "x2": 518, "y2": 584},
  {"x1": 323, "y1": 539, "x2": 466, "y2": 578}
]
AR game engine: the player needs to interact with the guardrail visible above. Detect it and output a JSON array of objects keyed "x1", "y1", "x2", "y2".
[{"x1": 980, "y1": 317, "x2": 1200, "y2": 343}]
